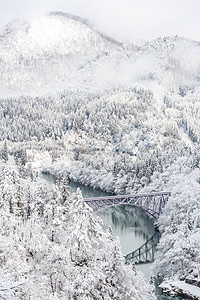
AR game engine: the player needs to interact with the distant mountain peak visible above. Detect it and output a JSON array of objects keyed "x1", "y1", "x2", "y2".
[
  {"x1": 48, "y1": 11, "x2": 91, "y2": 27},
  {"x1": 0, "y1": 13, "x2": 120, "y2": 57},
  {"x1": 48, "y1": 11, "x2": 123, "y2": 46},
  {"x1": 0, "y1": 12, "x2": 200, "y2": 98}
]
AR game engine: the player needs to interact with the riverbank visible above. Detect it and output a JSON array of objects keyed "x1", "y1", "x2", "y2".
[{"x1": 160, "y1": 280, "x2": 200, "y2": 300}]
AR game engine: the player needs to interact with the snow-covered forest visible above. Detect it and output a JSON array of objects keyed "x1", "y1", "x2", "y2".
[
  {"x1": 0, "y1": 12, "x2": 200, "y2": 299},
  {"x1": 0, "y1": 156, "x2": 155, "y2": 299}
]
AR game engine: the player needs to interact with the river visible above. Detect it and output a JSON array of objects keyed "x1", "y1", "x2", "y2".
[{"x1": 41, "y1": 172, "x2": 190, "y2": 300}]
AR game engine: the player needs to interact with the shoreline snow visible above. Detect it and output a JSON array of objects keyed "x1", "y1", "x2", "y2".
[{"x1": 160, "y1": 280, "x2": 200, "y2": 299}]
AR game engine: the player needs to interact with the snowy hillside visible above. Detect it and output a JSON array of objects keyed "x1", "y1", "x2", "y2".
[
  {"x1": 0, "y1": 12, "x2": 120, "y2": 96},
  {"x1": 0, "y1": 12, "x2": 200, "y2": 192},
  {"x1": 1, "y1": 12, "x2": 200, "y2": 97}
]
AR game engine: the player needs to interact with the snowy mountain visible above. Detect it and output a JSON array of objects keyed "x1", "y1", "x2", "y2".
[
  {"x1": 0, "y1": 12, "x2": 200, "y2": 183},
  {"x1": 0, "y1": 12, "x2": 121, "y2": 95},
  {"x1": 1, "y1": 12, "x2": 200, "y2": 97},
  {"x1": 0, "y1": 12, "x2": 200, "y2": 173}
]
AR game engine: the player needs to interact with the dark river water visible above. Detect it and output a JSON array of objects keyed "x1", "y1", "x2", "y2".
[{"x1": 41, "y1": 172, "x2": 190, "y2": 300}]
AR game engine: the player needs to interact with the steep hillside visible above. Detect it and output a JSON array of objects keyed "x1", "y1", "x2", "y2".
[
  {"x1": 0, "y1": 12, "x2": 120, "y2": 96},
  {"x1": 0, "y1": 13, "x2": 200, "y2": 188},
  {"x1": 1, "y1": 13, "x2": 200, "y2": 97}
]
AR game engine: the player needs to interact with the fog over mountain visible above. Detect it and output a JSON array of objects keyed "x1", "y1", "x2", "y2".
[
  {"x1": 1, "y1": 0, "x2": 200, "y2": 41},
  {"x1": 1, "y1": 12, "x2": 200, "y2": 97}
]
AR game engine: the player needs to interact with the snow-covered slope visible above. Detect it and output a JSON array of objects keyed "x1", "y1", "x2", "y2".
[
  {"x1": 0, "y1": 13, "x2": 200, "y2": 159},
  {"x1": 0, "y1": 12, "x2": 121, "y2": 96},
  {"x1": 1, "y1": 12, "x2": 200, "y2": 97},
  {"x1": 0, "y1": 12, "x2": 119, "y2": 58}
]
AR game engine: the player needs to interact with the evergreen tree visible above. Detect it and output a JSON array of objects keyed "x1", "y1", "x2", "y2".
[
  {"x1": 62, "y1": 189, "x2": 155, "y2": 300},
  {"x1": 21, "y1": 148, "x2": 28, "y2": 166},
  {"x1": 59, "y1": 173, "x2": 70, "y2": 205},
  {"x1": 1, "y1": 141, "x2": 8, "y2": 163}
]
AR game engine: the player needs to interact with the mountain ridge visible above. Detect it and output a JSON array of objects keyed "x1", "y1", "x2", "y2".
[{"x1": 0, "y1": 12, "x2": 200, "y2": 98}]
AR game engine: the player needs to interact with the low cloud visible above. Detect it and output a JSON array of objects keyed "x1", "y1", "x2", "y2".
[{"x1": 1, "y1": 0, "x2": 200, "y2": 42}]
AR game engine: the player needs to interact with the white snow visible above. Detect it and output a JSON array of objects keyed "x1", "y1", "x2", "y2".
[
  {"x1": 0, "y1": 13, "x2": 200, "y2": 98},
  {"x1": 160, "y1": 280, "x2": 200, "y2": 299}
]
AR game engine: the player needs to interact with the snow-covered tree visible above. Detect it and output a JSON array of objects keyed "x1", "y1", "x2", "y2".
[
  {"x1": 0, "y1": 274, "x2": 26, "y2": 300},
  {"x1": 60, "y1": 188, "x2": 155, "y2": 300},
  {"x1": 153, "y1": 168, "x2": 200, "y2": 284}
]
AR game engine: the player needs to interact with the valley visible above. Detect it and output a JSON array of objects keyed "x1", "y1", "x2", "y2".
[{"x1": 0, "y1": 12, "x2": 200, "y2": 299}]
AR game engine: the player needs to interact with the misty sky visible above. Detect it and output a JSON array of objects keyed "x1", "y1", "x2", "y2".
[{"x1": 1, "y1": 0, "x2": 200, "y2": 42}]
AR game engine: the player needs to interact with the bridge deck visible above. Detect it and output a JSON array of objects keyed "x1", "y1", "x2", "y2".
[{"x1": 84, "y1": 191, "x2": 171, "y2": 202}]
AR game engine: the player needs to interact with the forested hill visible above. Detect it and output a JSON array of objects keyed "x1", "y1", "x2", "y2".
[
  {"x1": 0, "y1": 12, "x2": 120, "y2": 96},
  {"x1": 0, "y1": 12, "x2": 200, "y2": 97}
]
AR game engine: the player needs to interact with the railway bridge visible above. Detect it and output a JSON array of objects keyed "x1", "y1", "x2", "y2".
[
  {"x1": 84, "y1": 191, "x2": 171, "y2": 220},
  {"x1": 84, "y1": 191, "x2": 171, "y2": 264}
]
